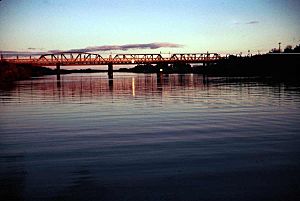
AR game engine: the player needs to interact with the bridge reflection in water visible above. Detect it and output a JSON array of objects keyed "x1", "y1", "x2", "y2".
[{"x1": 13, "y1": 73, "x2": 209, "y2": 103}]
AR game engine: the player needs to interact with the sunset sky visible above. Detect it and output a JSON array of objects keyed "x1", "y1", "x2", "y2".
[{"x1": 0, "y1": 0, "x2": 300, "y2": 55}]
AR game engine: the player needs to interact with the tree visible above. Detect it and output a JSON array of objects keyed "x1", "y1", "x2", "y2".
[
  {"x1": 293, "y1": 44, "x2": 300, "y2": 53},
  {"x1": 284, "y1": 45, "x2": 293, "y2": 53},
  {"x1": 269, "y1": 48, "x2": 280, "y2": 53}
]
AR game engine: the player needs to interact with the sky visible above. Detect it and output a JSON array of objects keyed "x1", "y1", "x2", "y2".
[{"x1": 0, "y1": 0, "x2": 300, "y2": 55}]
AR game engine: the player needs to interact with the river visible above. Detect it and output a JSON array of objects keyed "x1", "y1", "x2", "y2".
[{"x1": 1, "y1": 73, "x2": 300, "y2": 201}]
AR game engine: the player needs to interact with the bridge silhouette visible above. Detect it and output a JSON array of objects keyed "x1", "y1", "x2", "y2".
[{"x1": 1, "y1": 52, "x2": 223, "y2": 78}]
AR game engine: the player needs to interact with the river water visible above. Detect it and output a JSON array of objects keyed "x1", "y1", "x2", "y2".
[{"x1": 1, "y1": 73, "x2": 300, "y2": 201}]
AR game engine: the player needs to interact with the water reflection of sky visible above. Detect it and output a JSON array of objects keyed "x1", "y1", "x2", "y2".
[
  {"x1": 1, "y1": 73, "x2": 300, "y2": 201},
  {"x1": 2, "y1": 73, "x2": 300, "y2": 105}
]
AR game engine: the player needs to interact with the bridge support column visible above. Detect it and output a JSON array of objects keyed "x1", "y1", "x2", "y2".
[
  {"x1": 108, "y1": 63, "x2": 113, "y2": 79},
  {"x1": 56, "y1": 62, "x2": 61, "y2": 80}
]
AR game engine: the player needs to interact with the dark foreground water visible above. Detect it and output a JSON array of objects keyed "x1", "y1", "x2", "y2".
[{"x1": 1, "y1": 73, "x2": 300, "y2": 201}]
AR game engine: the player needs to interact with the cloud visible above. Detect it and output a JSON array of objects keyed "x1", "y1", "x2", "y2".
[
  {"x1": 58, "y1": 42, "x2": 183, "y2": 53},
  {"x1": 0, "y1": 50, "x2": 46, "y2": 56},
  {"x1": 28, "y1": 47, "x2": 45, "y2": 50},
  {"x1": 245, "y1": 21, "x2": 259, "y2": 25},
  {"x1": 1, "y1": 42, "x2": 183, "y2": 56},
  {"x1": 233, "y1": 20, "x2": 260, "y2": 25}
]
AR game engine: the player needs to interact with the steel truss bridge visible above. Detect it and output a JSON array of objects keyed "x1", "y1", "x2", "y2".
[
  {"x1": 1, "y1": 52, "x2": 222, "y2": 66},
  {"x1": 1, "y1": 52, "x2": 224, "y2": 78}
]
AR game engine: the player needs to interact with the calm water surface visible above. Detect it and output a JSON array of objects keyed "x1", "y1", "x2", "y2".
[{"x1": 1, "y1": 73, "x2": 300, "y2": 201}]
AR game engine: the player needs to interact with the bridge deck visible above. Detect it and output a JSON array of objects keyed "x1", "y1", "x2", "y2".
[{"x1": 1, "y1": 52, "x2": 223, "y2": 66}]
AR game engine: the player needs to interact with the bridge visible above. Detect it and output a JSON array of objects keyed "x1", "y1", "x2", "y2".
[{"x1": 1, "y1": 52, "x2": 223, "y2": 78}]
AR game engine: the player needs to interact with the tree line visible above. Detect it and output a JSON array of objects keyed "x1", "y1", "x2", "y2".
[{"x1": 270, "y1": 44, "x2": 300, "y2": 53}]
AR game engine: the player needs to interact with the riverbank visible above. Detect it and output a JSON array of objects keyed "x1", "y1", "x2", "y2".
[
  {"x1": 0, "y1": 62, "x2": 55, "y2": 82},
  {"x1": 201, "y1": 53, "x2": 300, "y2": 78},
  {"x1": 0, "y1": 62, "x2": 107, "y2": 82}
]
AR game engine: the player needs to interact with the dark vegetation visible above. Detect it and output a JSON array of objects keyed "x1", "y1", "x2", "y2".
[
  {"x1": 0, "y1": 62, "x2": 55, "y2": 81},
  {"x1": 119, "y1": 63, "x2": 193, "y2": 74},
  {"x1": 199, "y1": 53, "x2": 299, "y2": 78},
  {"x1": 200, "y1": 43, "x2": 300, "y2": 78},
  {"x1": 0, "y1": 61, "x2": 106, "y2": 82},
  {"x1": 270, "y1": 43, "x2": 300, "y2": 53}
]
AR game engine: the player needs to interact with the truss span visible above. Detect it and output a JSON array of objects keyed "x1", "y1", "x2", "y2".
[{"x1": 1, "y1": 52, "x2": 222, "y2": 66}]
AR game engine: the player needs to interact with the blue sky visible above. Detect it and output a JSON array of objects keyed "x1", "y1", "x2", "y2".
[{"x1": 0, "y1": 0, "x2": 300, "y2": 54}]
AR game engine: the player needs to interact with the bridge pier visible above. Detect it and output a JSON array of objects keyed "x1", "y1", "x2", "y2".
[
  {"x1": 56, "y1": 62, "x2": 61, "y2": 80},
  {"x1": 108, "y1": 63, "x2": 113, "y2": 79}
]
